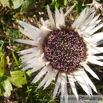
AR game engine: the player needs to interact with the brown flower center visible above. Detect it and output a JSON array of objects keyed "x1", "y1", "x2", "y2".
[{"x1": 43, "y1": 28, "x2": 86, "y2": 73}]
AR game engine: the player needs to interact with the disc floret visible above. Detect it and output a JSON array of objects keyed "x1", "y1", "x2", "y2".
[{"x1": 44, "y1": 28, "x2": 87, "y2": 73}]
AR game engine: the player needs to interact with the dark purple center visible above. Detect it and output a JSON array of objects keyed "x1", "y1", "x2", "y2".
[{"x1": 43, "y1": 29, "x2": 86, "y2": 73}]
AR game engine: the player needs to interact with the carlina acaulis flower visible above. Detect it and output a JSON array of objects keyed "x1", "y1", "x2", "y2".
[{"x1": 15, "y1": 3, "x2": 103, "y2": 102}]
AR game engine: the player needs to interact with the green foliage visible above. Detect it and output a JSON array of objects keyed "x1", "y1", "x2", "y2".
[
  {"x1": 12, "y1": 0, "x2": 23, "y2": 9},
  {"x1": 0, "y1": 0, "x2": 35, "y2": 12},
  {"x1": 50, "y1": 1, "x2": 60, "y2": 9},
  {"x1": 0, "y1": 54, "x2": 27, "y2": 97},
  {"x1": 0, "y1": 54, "x2": 9, "y2": 77},
  {"x1": 49, "y1": 0, "x2": 67, "y2": 9},
  {"x1": 20, "y1": 81, "x2": 58, "y2": 103},
  {"x1": 0, "y1": 0, "x2": 10, "y2": 7},
  {"x1": 9, "y1": 30, "x2": 19, "y2": 38},
  {"x1": 57, "y1": 0, "x2": 67, "y2": 6},
  {"x1": 12, "y1": 51, "x2": 19, "y2": 68},
  {"x1": 0, "y1": 78, "x2": 12, "y2": 97},
  {"x1": 20, "y1": 0, "x2": 35, "y2": 12},
  {"x1": 96, "y1": 0, "x2": 103, "y2": 2},
  {"x1": 9, "y1": 71, "x2": 27, "y2": 87},
  {"x1": 76, "y1": 0, "x2": 84, "y2": 13}
]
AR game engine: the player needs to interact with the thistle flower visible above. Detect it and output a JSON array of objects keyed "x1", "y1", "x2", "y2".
[{"x1": 15, "y1": 4, "x2": 103, "y2": 102}]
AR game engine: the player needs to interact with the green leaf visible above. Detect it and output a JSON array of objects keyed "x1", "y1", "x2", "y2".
[
  {"x1": 0, "y1": 74, "x2": 7, "y2": 96},
  {"x1": 0, "y1": 83, "x2": 5, "y2": 96},
  {"x1": 0, "y1": 55, "x2": 7, "y2": 77},
  {"x1": 1, "y1": 79, "x2": 12, "y2": 97},
  {"x1": 21, "y1": 0, "x2": 35, "y2": 12},
  {"x1": 0, "y1": 54, "x2": 10, "y2": 77},
  {"x1": 0, "y1": 0, "x2": 10, "y2": 7},
  {"x1": 55, "y1": 2, "x2": 60, "y2": 9},
  {"x1": 0, "y1": 73, "x2": 8, "y2": 82},
  {"x1": 9, "y1": 71, "x2": 27, "y2": 87},
  {"x1": 50, "y1": 1, "x2": 60, "y2": 9},
  {"x1": 64, "y1": 0, "x2": 67, "y2": 6},
  {"x1": 0, "y1": 75, "x2": 12, "y2": 97},
  {"x1": 50, "y1": 1, "x2": 56, "y2": 9},
  {"x1": 12, "y1": 0, "x2": 23, "y2": 9},
  {"x1": 0, "y1": 70, "x2": 26, "y2": 97}
]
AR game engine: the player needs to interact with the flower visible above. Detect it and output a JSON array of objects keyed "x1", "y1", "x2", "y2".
[{"x1": 15, "y1": 4, "x2": 103, "y2": 102}]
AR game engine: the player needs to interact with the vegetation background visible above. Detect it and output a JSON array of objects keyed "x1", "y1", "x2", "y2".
[{"x1": 0, "y1": 0, "x2": 103, "y2": 103}]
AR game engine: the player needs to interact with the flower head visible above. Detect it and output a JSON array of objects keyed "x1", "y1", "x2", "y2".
[{"x1": 15, "y1": 4, "x2": 103, "y2": 102}]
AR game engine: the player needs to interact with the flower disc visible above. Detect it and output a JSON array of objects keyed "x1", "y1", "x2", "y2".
[{"x1": 44, "y1": 28, "x2": 87, "y2": 73}]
